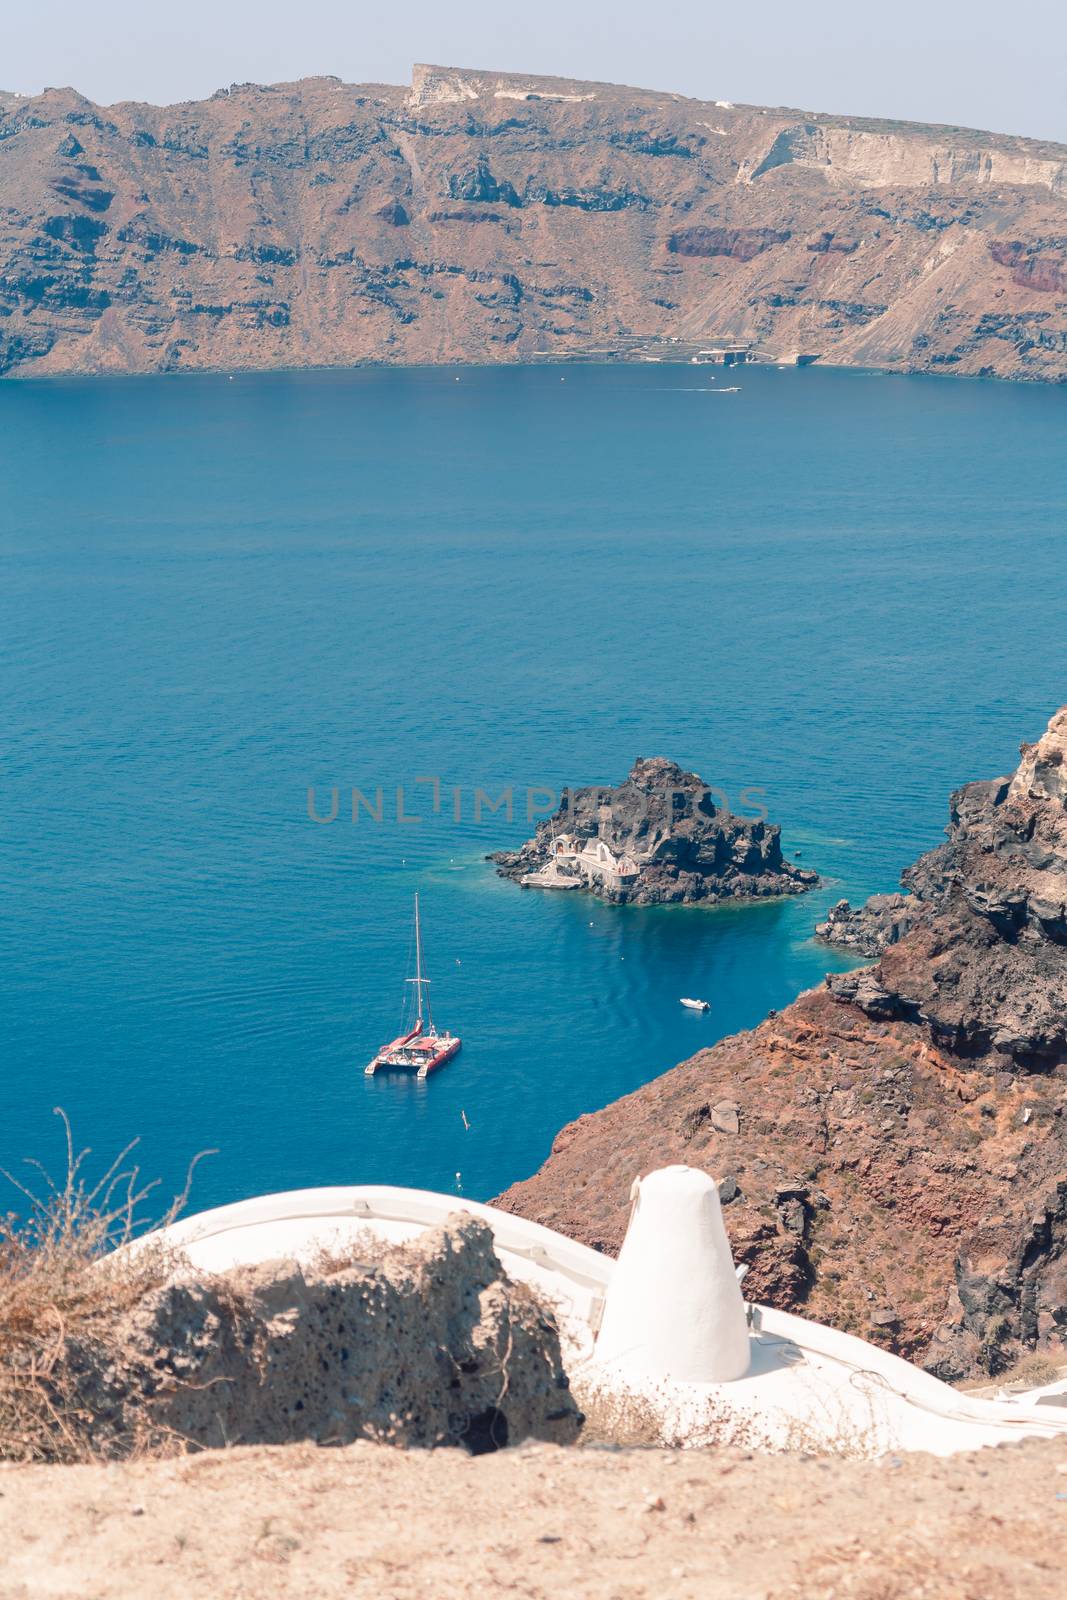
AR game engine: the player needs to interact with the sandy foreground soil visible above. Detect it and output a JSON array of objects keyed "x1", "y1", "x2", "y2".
[{"x1": 1, "y1": 1436, "x2": 1066, "y2": 1600}]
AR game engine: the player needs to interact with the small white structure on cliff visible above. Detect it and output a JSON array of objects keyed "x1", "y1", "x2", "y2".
[
  {"x1": 520, "y1": 832, "x2": 641, "y2": 892},
  {"x1": 151, "y1": 1166, "x2": 1067, "y2": 1457}
]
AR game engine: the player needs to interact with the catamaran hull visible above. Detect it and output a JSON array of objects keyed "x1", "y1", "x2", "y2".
[
  {"x1": 365, "y1": 1024, "x2": 422, "y2": 1076},
  {"x1": 365, "y1": 1031, "x2": 462, "y2": 1079},
  {"x1": 417, "y1": 1037, "x2": 462, "y2": 1079}
]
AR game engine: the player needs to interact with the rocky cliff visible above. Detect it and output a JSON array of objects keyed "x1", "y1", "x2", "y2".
[
  {"x1": 491, "y1": 755, "x2": 816, "y2": 903},
  {"x1": 815, "y1": 893, "x2": 916, "y2": 957},
  {"x1": 1, "y1": 64, "x2": 1065, "y2": 380},
  {"x1": 824, "y1": 706, "x2": 1067, "y2": 1064},
  {"x1": 497, "y1": 708, "x2": 1067, "y2": 1381}
]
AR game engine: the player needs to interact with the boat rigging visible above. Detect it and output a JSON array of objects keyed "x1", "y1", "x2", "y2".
[{"x1": 365, "y1": 893, "x2": 462, "y2": 1079}]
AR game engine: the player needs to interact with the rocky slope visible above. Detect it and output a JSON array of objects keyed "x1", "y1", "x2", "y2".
[
  {"x1": 491, "y1": 756, "x2": 817, "y2": 904},
  {"x1": 1, "y1": 64, "x2": 1065, "y2": 380},
  {"x1": 497, "y1": 708, "x2": 1067, "y2": 1381},
  {"x1": 825, "y1": 706, "x2": 1067, "y2": 1064}
]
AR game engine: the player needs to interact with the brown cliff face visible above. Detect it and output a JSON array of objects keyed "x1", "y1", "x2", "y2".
[
  {"x1": 0, "y1": 64, "x2": 1065, "y2": 381},
  {"x1": 990, "y1": 240, "x2": 1067, "y2": 295},
  {"x1": 496, "y1": 708, "x2": 1067, "y2": 1382}
]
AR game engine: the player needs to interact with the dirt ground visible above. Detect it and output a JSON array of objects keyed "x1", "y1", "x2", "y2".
[{"x1": 1, "y1": 1435, "x2": 1065, "y2": 1600}]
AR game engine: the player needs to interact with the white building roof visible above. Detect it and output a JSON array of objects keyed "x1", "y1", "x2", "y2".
[{"x1": 147, "y1": 1172, "x2": 1067, "y2": 1458}]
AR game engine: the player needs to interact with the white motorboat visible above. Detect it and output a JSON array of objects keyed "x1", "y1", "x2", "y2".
[{"x1": 680, "y1": 996, "x2": 710, "y2": 1012}]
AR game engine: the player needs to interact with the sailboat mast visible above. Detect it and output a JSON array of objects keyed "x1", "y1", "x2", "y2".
[
  {"x1": 406, "y1": 891, "x2": 433, "y2": 1030},
  {"x1": 414, "y1": 892, "x2": 424, "y2": 1025},
  {"x1": 367, "y1": 887, "x2": 459, "y2": 1077}
]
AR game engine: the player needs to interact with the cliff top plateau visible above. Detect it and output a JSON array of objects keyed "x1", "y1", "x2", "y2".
[
  {"x1": 498, "y1": 706, "x2": 1067, "y2": 1383},
  {"x1": 1, "y1": 64, "x2": 1065, "y2": 380}
]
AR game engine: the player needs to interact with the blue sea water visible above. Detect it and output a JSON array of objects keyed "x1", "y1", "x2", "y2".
[{"x1": 2, "y1": 363, "x2": 1065, "y2": 1219}]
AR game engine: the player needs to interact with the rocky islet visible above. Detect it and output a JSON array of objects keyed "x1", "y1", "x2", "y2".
[{"x1": 490, "y1": 755, "x2": 818, "y2": 905}]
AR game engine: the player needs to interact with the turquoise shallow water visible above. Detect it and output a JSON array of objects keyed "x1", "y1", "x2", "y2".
[{"x1": 2, "y1": 363, "x2": 1066, "y2": 1215}]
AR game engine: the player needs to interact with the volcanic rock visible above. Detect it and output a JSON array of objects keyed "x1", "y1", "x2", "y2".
[
  {"x1": 490, "y1": 756, "x2": 817, "y2": 905},
  {"x1": 0, "y1": 66, "x2": 1065, "y2": 380},
  {"x1": 52, "y1": 1216, "x2": 581, "y2": 1459},
  {"x1": 816, "y1": 893, "x2": 916, "y2": 957},
  {"x1": 497, "y1": 707, "x2": 1067, "y2": 1381},
  {"x1": 826, "y1": 705, "x2": 1067, "y2": 1065}
]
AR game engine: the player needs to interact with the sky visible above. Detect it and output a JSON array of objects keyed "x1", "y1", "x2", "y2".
[{"x1": 5, "y1": 1, "x2": 1066, "y2": 144}]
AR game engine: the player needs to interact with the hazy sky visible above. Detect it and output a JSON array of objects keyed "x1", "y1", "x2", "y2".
[{"x1": 6, "y1": 1, "x2": 1066, "y2": 143}]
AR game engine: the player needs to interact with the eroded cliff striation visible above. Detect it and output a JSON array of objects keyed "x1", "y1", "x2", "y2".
[
  {"x1": 0, "y1": 65, "x2": 1065, "y2": 380},
  {"x1": 497, "y1": 709, "x2": 1067, "y2": 1381},
  {"x1": 490, "y1": 756, "x2": 817, "y2": 904}
]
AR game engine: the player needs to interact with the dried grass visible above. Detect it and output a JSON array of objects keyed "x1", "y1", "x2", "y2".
[
  {"x1": 0, "y1": 1109, "x2": 211, "y2": 1463},
  {"x1": 304, "y1": 1230, "x2": 393, "y2": 1278},
  {"x1": 572, "y1": 1381, "x2": 670, "y2": 1448},
  {"x1": 957, "y1": 1349, "x2": 1067, "y2": 1395},
  {"x1": 993, "y1": 1351, "x2": 1064, "y2": 1389}
]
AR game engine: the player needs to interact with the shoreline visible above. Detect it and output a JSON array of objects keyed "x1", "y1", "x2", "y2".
[{"x1": 6, "y1": 354, "x2": 1063, "y2": 387}]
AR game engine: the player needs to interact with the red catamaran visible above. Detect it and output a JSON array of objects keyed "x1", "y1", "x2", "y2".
[{"x1": 365, "y1": 892, "x2": 461, "y2": 1079}]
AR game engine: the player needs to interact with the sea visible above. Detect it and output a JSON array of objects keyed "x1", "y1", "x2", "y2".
[{"x1": 2, "y1": 362, "x2": 1065, "y2": 1221}]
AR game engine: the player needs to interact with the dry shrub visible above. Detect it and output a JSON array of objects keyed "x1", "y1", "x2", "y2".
[
  {"x1": 993, "y1": 1350, "x2": 1064, "y2": 1389},
  {"x1": 305, "y1": 1230, "x2": 392, "y2": 1278},
  {"x1": 0, "y1": 1109, "x2": 211, "y2": 1463},
  {"x1": 957, "y1": 1348, "x2": 1066, "y2": 1395},
  {"x1": 572, "y1": 1381, "x2": 669, "y2": 1448}
]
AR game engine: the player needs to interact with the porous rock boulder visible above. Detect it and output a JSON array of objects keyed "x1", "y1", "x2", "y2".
[
  {"x1": 491, "y1": 756, "x2": 817, "y2": 905},
  {"x1": 66, "y1": 1216, "x2": 581, "y2": 1458}
]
